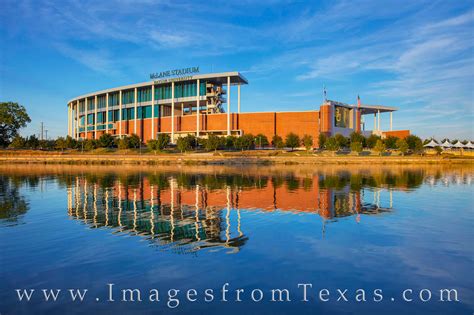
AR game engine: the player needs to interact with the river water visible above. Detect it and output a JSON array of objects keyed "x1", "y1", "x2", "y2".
[{"x1": 0, "y1": 164, "x2": 473, "y2": 314}]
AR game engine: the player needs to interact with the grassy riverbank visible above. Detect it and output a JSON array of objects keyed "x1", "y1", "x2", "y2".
[{"x1": 0, "y1": 149, "x2": 472, "y2": 165}]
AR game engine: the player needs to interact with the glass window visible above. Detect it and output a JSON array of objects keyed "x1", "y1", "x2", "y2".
[{"x1": 87, "y1": 114, "x2": 94, "y2": 125}]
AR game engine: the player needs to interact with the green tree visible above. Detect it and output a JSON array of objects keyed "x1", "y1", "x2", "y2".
[
  {"x1": 176, "y1": 136, "x2": 191, "y2": 153},
  {"x1": 65, "y1": 135, "x2": 77, "y2": 149},
  {"x1": 434, "y1": 146, "x2": 443, "y2": 155},
  {"x1": 349, "y1": 131, "x2": 365, "y2": 145},
  {"x1": 350, "y1": 141, "x2": 363, "y2": 154},
  {"x1": 302, "y1": 134, "x2": 313, "y2": 151},
  {"x1": 366, "y1": 134, "x2": 381, "y2": 149},
  {"x1": 384, "y1": 136, "x2": 398, "y2": 149},
  {"x1": 224, "y1": 136, "x2": 236, "y2": 150},
  {"x1": 26, "y1": 135, "x2": 39, "y2": 149},
  {"x1": 156, "y1": 134, "x2": 170, "y2": 151},
  {"x1": 396, "y1": 138, "x2": 408, "y2": 156},
  {"x1": 374, "y1": 139, "x2": 385, "y2": 156},
  {"x1": 98, "y1": 133, "x2": 114, "y2": 148},
  {"x1": 318, "y1": 133, "x2": 327, "y2": 149},
  {"x1": 405, "y1": 135, "x2": 422, "y2": 150},
  {"x1": 241, "y1": 134, "x2": 255, "y2": 150},
  {"x1": 206, "y1": 134, "x2": 220, "y2": 151},
  {"x1": 334, "y1": 133, "x2": 348, "y2": 148},
  {"x1": 40, "y1": 140, "x2": 55, "y2": 150},
  {"x1": 413, "y1": 139, "x2": 424, "y2": 155},
  {"x1": 55, "y1": 137, "x2": 67, "y2": 151},
  {"x1": 185, "y1": 135, "x2": 197, "y2": 149},
  {"x1": 272, "y1": 135, "x2": 284, "y2": 149},
  {"x1": 325, "y1": 136, "x2": 340, "y2": 152},
  {"x1": 117, "y1": 137, "x2": 129, "y2": 150},
  {"x1": 0, "y1": 102, "x2": 31, "y2": 147},
  {"x1": 128, "y1": 134, "x2": 141, "y2": 149},
  {"x1": 147, "y1": 140, "x2": 160, "y2": 154},
  {"x1": 9, "y1": 135, "x2": 26, "y2": 149},
  {"x1": 285, "y1": 133, "x2": 300, "y2": 151},
  {"x1": 84, "y1": 139, "x2": 97, "y2": 151},
  {"x1": 255, "y1": 134, "x2": 269, "y2": 148}
]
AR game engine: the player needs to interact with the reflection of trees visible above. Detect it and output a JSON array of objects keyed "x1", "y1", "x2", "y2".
[
  {"x1": 285, "y1": 176, "x2": 300, "y2": 191},
  {"x1": 0, "y1": 175, "x2": 29, "y2": 225},
  {"x1": 320, "y1": 171, "x2": 424, "y2": 191}
]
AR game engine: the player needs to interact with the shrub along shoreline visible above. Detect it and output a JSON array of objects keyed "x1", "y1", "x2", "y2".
[
  {"x1": 0, "y1": 149, "x2": 472, "y2": 165},
  {"x1": 4, "y1": 131, "x2": 472, "y2": 165}
]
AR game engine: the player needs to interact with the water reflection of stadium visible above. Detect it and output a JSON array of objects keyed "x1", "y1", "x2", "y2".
[{"x1": 67, "y1": 172, "x2": 425, "y2": 253}]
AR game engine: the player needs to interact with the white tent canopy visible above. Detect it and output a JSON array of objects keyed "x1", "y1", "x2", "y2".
[
  {"x1": 424, "y1": 139, "x2": 439, "y2": 148},
  {"x1": 441, "y1": 140, "x2": 452, "y2": 148},
  {"x1": 464, "y1": 142, "x2": 474, "y2": 149},
  {"x1": 452, "y1": 141, "x2": 465, "y2": 149}
]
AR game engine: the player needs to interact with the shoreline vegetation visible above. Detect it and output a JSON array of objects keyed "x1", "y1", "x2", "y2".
[{"x1": 0, "y1": 149, "x2": 472, "y2": 165}]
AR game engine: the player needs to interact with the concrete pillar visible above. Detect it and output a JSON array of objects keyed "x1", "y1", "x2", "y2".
[
  {"x1": 171, "y1": 82, "x2": 175, "y2": 143},
  {"x1": 390, "y1": 112, "x2": 393, "y2": 131},
  {"x1": 105, "y1": 93, "x2": 109, "y2": 134},
  {"x1": 85, "y1": 98, "x2": 88, "y2": 139},
  {"x1": 227, "y1": 76, "x2": 231, "y2": 136},
  {"x1": 377, "y1": 109, "x2": 381, "y2": 131},
  {"x1": 134, "y1": 88, "x2": 138, "y2": 136},
  {"x1": 196, "y1": 79, "x2": 200, "y2": 137},
  {"x1": 119, "y1": 90, "x2": 122, "y2": 137},
  {"x1": 151, "y1": 85, "x2": 155, "y2": 140},
  {"x1": 237, "y1": 84, "x2": 241, "y2": 113},
  {"x1": 94, "y1": 95, "x2": 98, "y2": 139},
  {"x1": 374, "y1": 113, "x2": 376, "y2": 132}
]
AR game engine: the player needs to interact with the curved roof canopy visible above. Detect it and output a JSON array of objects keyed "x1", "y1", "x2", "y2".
[
  {"x1": 441, "y1": 140, "x2": 452, "y2": 148},
  {"x1": 424, "y1": 139, "x2": 439, "y2": 148},
  {"x1": 68, "y1": 71, "x2": 248, "y2": 104}
]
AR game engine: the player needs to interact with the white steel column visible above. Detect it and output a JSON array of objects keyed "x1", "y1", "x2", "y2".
[
  {"x1": 227, "y1": 76, "x2": 231, "y2": 136},
  {"x1": 105, "y1": 93, "x2": 109, "y2": 134},
  {"x1": 171, "y1": 81, "x2": 175, "y2": 143},
  {"x1": 134, "y1": 88, "x2": 138, "y2": 135},
  {"x1": 119, "y1": 91, "x2": 122, "y2": 137},
  {"x1": 76, "y1": 100, "x2": 79, "y2": 139},
  {"x1": 85, "y1": 98, "x2": 88, "y2": 139},
  {"x1": 151, "y1": 85, "x2": 155, "y2": 140},
  {"x1": 70, "y1": 104, "x2": 73, "y2": 137},
  {"x1": 67, "y1": 105, "x2": 71, "y2": 137},
  {"x1": 373, "y1": 113, "x2": 376, "y2": 132},
  {"x1": 390, "y1": 112, "x2": 393, "y2": 131},
  {"x1": 94, "y1": 95, "x2": 98, "y2": 139},
  {"x1": 196, "y1": 79, "x2": 200, "y2": 137},
  {"x1": 377, "y1": 109, "x2": 381, "y2": 131},
  {"x1": 237, "y1": 83, "x2": 241, "y2": 113}
]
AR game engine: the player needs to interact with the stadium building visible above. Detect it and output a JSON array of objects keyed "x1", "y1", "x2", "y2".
[{"x1": 67, "y1": 70, "x2": 409, "y2": 146}]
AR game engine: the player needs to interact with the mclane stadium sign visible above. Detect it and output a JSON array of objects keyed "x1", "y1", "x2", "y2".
[{"x1": 150, "y1": 66, "x2": 200, "y2": 80}]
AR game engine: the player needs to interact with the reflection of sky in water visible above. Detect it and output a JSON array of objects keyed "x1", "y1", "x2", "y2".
[{"x1": 0, "y1": 167, "x2": 473, "y2": 314}]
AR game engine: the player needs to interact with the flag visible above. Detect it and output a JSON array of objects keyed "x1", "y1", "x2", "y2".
[{"x1": 357, "y1": 94, "x2": 361, "y2": 108}]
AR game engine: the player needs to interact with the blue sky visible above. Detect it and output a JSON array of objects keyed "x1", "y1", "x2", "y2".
[{"x1": 1, "y1": 0, "x2": 473, "y2": 140}]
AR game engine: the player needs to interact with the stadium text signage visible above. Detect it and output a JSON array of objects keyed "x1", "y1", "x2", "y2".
[{"x1": 150, "y1": 66, "x2": 199, "y2": 80}]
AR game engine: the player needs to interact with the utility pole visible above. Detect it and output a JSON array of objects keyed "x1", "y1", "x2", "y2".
[{"x1": 45, "y1": 130, "x2": 48, "y2": 140}]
